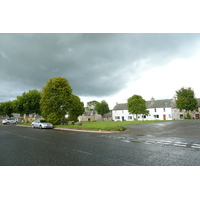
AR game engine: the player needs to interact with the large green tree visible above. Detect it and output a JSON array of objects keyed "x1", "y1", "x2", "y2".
[
  {"x1": 40, "y1": 77, "x2": 72, "y2": 125},
  {"x1": 13, "y1": 89, "x2": 41, "y2": 122},
  {"x1": 127, "y1": 95, "x2": 148, "y2": 120},
  {"x1": 176, "y1": 87, "x2": 198, "y2": 113},
  {"x1": 0, "y1": 101, "x2": 14, "y2": 118},
  {"x1": 86, "y1": 100, "x2": 98, "y2": 111},
  {"x1": 67, "y1": 94, "x2": 85, "y2": 122},
  {"x1": 95, "y1": 100, "x2": 109, "y2": 120}
]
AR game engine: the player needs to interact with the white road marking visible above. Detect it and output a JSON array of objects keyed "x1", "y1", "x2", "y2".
[
  {"x1": 174, "y1": 142, "x2": 187, "y2": 145},
  {"x1": 156, "y1": 141, "x2": 171, "y2": 145},
  {"x1": 191, "y1": 146, "x2": 200, "y2": 149},
  {"x1": 192, "y1": 144, "x2": 200, "y2": 146},
  {"x1": 174, "y1": 144, "x2": 187, "y2": 147}
]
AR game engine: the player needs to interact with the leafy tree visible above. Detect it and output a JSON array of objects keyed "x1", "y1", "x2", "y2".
[
  {"x1": 0, "y1": 101, "x2": 14, "y2": 118},
  {"x1": 127, "y1": 95, "x2": 148, "y2": 120},
  {"x1": 86, "y1": 100, "x2": 98, "y2": 111},
  {"x1": 14, "y1": 89, "x2": 41, "y2": 122},
  {"x1": 67, "y1": 95, "x2": 85, "y2": 122},
  {"x1": 176, "y1": 87, "x2": 198, "y2": 113},
  {"x1": 95, "y1": 100, "x2": 109, "y2": 120},
  {"x1": 40, "y1": 77, "x2": 72, "y2": 125}
]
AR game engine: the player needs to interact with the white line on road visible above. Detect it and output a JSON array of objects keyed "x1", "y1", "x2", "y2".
[
  {"x1": 192, "y1": 144, "x2": 200, "y2": 146},
  {"x1": 174, "y1": 144, "x2": 187, "y2": 147},
  {"x1": 174, "y1": 142, "x2": 187, "y2": 145},
  {"x1": 191, "y1": 144, "x2": 200, "y2": 149}
]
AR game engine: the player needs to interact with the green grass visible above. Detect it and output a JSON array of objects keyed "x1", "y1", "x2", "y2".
[
  {"x1": 54, "y1": 120, "x2": 165, "y2": 131},
  {"x1": 18, "y1": 122, "x2": 32, "y2": 126},
  {"x1": 18, "y1": 120, "x2": 165, "y2": 131}
]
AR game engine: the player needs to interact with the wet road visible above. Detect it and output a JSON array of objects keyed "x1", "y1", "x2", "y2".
[{"x1": 1, "y1": 120, "x2": 200, "y2": 166}]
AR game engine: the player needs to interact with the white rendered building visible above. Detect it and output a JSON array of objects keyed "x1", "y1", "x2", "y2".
[{"x1": 112, "y1": 97, "x2": 177, "y2": 121}]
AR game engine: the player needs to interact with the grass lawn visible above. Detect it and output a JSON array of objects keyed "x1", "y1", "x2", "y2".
[
  {"x1": 18, "y1": 120, "x2": 165, "y2": 131},
  {"x1": 54, "y1": 120, "x2": 165, "y2": 131}
]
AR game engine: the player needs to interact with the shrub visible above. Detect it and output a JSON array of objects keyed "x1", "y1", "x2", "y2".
[{"x1": 184, "y1": 113, "x2": 192, "y2": 120}]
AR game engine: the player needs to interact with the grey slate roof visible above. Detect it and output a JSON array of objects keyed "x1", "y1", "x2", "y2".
[{"x1": 113, "y1": 98, "x2": 200, "y2": 110}]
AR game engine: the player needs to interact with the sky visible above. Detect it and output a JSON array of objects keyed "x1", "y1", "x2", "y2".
[{"x1": 1, "y1": 33, "x2": 200, "y2": 109}]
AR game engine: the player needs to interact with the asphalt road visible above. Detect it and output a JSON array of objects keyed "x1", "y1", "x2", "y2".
[{"x1": 1, "y1": 120, "x2": 200, "y2": 166}]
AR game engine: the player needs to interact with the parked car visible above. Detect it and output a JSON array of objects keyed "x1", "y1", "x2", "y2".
[
  {"x1": 31, "y1": 119, "x2": 53, "y2": 129},
  {"x1": 2, "y1": 118, "x2": 17, "y2": 125}
]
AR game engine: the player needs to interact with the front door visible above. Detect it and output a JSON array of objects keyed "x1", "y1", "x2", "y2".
[
  {"x1": 163, "y1": 115, "x2": 166, "y2": 120},
  {"x1": 122, "y1": 116, "x2": 124, "y2": 121},
  {"x1": 196, "y1": 114, "x2": 200, "y2": 119}
]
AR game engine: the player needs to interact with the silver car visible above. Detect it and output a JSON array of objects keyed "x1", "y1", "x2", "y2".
[
  {"x1": 31, "y1": 119, "x2": 53, "y2": 129},
  {"x1": 2, "y1": 118, "x2": 17, "y2": 125}
]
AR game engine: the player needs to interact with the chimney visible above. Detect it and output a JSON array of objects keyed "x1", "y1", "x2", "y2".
[
  {"x1": 151, "y1": 97, "x2": 155, "y2": 102},
  {"x1": 172, "y1": 95, "x2": 176, "y2": 102}
]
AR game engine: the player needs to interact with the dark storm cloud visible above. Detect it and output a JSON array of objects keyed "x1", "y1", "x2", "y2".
[{"x1": 1, "y1": 33, "x2": 200, "y2": 101}]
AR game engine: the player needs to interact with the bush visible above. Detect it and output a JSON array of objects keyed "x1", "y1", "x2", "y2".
[{"x1": 184, "y1": 113, "x2": 192, "y2": 120}]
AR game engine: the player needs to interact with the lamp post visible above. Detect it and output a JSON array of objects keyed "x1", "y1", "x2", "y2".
[{"x1": 60, "y1": 105, "x2": 64, "y2": 125}]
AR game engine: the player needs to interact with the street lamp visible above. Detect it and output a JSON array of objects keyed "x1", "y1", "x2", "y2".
[{"x1": 60, "y1": 105, "x2": 65, "y2": 125}]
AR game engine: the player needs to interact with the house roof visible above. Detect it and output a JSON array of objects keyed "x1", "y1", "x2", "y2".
[{"x1": 113, "y1": 98, "x2": 200, "y2": 110}]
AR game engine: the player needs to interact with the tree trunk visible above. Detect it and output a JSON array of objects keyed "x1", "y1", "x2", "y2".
[{"x1": 24, "y1": 114, "x2": 29, "y2": 123}]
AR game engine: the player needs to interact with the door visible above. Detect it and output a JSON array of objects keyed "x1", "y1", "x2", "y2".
[
  {"x1": 195, "y1": 114, "x2": 200, "y2": 119},
  {"x1": 122, "y1": 116, "x2": 124, "y2": 121},
  {"x1": 163, "y1": 115, "x2": 166, "y2": 120}
]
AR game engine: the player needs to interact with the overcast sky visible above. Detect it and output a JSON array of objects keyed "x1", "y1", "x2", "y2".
[{"x1": 1, "y1": 33, "x2": 200, "y2": 109}]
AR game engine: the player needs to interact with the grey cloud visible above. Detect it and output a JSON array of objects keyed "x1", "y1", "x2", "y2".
[{"x1": 1, "y1": 33, "x2": 200, "y2": 102}]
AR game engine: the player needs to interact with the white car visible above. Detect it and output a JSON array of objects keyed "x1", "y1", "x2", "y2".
[
  {"x1": 31, "y1": 119, "x2": 53, "y2": 129},
  {"x1": 2, "y1": 118, "x2": 17, "y2": 125}
]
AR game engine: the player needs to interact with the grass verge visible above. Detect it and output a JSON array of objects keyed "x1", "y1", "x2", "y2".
[
  {"x1": 54, "y1": 120, "x2": 165, "y2": 131},
  {"x1": 18, "y1": 120, "x2": 165, "y2": 131}
]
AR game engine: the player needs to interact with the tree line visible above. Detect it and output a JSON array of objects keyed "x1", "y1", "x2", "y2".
[{"x1": 0, "y1": 77, "x2": 110, "y2": 124}]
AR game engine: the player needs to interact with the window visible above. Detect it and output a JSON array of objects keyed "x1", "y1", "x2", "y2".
[
  {"x1": 122, "y1": 110, "x2": 124, "y2": 114},
  {"x1": 163, "y1": 108, "x2": 166, "y2": 112},
  {"x1": 154, "y1": 115, "x2": 159, "y2": 118},
  {"x1": 128, "y1": 116, "x2": 132, "y2": 120},
  {"x1": 115, "y1": 116, "x2": 120, "y2": 120},
  {"x1": 169, "y1": 114, "x2": 171, "y2": 118},
  {"x1": 154, "y1": 109, "x2": 157, "y2": 112}
]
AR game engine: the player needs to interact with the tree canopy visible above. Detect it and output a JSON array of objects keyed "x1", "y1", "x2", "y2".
[
  {"x1": 86, "y1": 100, "x2": 98, "y2": 111},
  {"x1": 0, "y1": 101, "x2": 14, "y2": 118},
  {"x1": 95, "y1": 100, "x2": 109, "y2": 120},
  {"x1": 13, "y1": 89, "x2": 41, "y2": 116},
  {"x1": 176, "y1": 87, "x2": 198, "y2": 112},
  {"x1": 67, "y1": 94, "x2": 85, "y2": 122},
  {"x1": 127, "y1": 94, "x2": 148, "y2": 120},
  {"x1": 40, "y1": 77, "x2": 73, "y2": 125}
]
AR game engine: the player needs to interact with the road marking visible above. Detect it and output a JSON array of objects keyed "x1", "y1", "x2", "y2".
[
  {"x1": 73, "y1": 149, "x2": 92, "y2": 155},
  {"x1": 174, "y1": 142, "x2": 187, "y2": 145},
  {"x1": 191, "y1": 146, "x2": 200, "y2": 149},
  {"x1": 174, "y1": 144, "x2": 187, "y2": 147},
  {"x1": 191, "y1": 144, "x2": 200, "y2": 149},
  {"x1": 156, "y1": 141, "x2": 172, "y2": 145},
  {"x1": 192, "y1": 144, "x2": 200, "y2": 146}
]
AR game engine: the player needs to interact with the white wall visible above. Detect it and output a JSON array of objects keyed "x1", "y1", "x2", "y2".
[{"x1": 112, "y1": 107, "x2": 173, "y2": 121}]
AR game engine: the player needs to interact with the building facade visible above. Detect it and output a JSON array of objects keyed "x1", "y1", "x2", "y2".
[{"x1": 112, "y1": 97, "x2": 200, "y2": 121}]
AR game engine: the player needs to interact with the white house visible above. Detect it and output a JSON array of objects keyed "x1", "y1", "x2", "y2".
[{"x1": 112, "y1": 97, "x2": 184, "y2": 121}]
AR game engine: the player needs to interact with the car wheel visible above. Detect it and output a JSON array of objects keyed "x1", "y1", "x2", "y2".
[
  {"x1": 32, "y1": 125, "x2": 35, "y2": 128},
  {"x1": 39, "y1": 125, "x2": 42, "y2": 129},
  {"x1": 7, "y1": 122, "x2": 10, "y2": 125}
]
